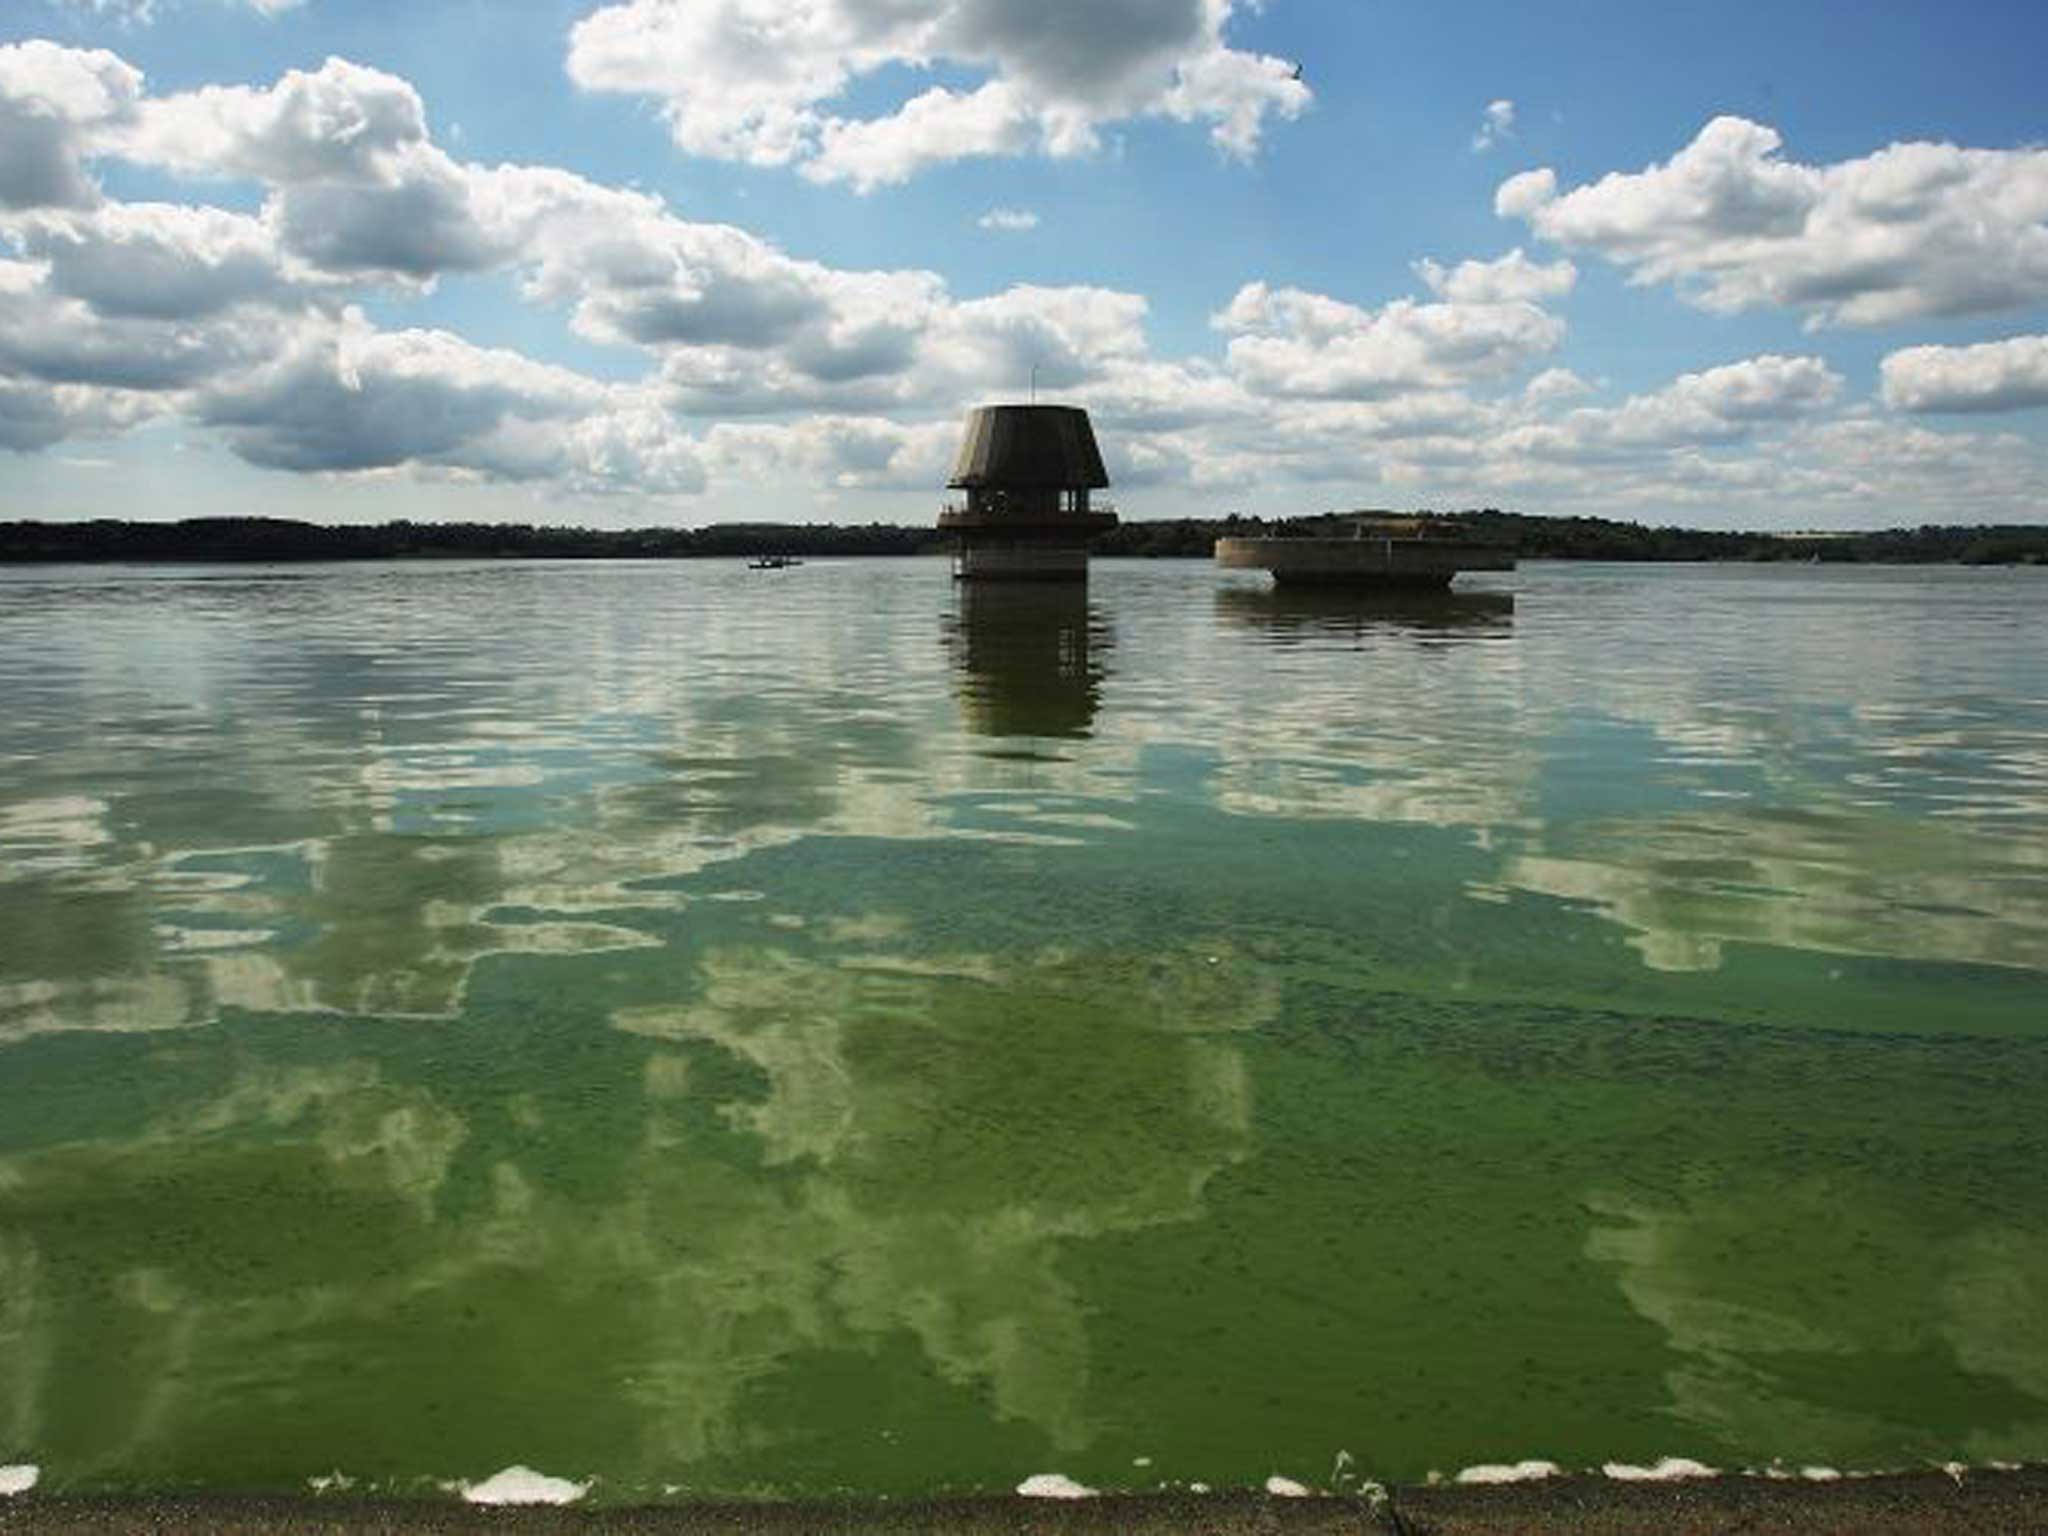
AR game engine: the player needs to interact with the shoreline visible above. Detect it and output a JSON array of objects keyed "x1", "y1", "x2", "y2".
[
  {"x1": 4, "y1": 1468, "x2": 2046, "y2": 1534},
  {"x1": 5, "y1": 512, "x2": 2047, "y2": 567}
]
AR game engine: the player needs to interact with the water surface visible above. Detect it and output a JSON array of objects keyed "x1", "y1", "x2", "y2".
[{"x1": 1, "y1": 557, "x2": 2044, "y2": 1499}]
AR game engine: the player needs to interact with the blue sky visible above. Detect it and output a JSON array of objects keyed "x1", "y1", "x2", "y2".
[{"x1": 3, "y1": 0, "x2": 2046, "y2": 528}]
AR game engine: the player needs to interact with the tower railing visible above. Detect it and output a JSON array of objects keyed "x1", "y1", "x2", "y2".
[{"x1": 939, "y1": 500, "x2": 1118, "y2": 525}]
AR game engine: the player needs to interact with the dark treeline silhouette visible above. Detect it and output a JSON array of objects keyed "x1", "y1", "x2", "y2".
[
  {"x1": 1091, "y1": 509, "x2": 2048, "y2": 564},
  {"x1": 4, "y1": 511, "x2": 2046, "y2": 565},
  {"x1": 0, "y1": 517, "x2": 939, "y2": 563}
]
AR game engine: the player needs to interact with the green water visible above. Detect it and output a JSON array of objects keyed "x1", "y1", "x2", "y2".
[{"x1": 1, "y1": 557, "x2": 2044, "y2": 1500}]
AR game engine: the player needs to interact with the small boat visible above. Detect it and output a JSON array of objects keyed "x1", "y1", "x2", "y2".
[{"x1": 747, "y1": 554, "x2": 801, "y2": 570}]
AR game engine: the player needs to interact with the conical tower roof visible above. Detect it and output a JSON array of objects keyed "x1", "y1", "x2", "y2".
[{"x1": 947, "y1": 405, "x2": 1109, "y2": 490}]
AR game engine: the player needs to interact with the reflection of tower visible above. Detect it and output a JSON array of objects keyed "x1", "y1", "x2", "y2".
[
  {"x1": 938, "y1": 405, "x2": 1117, "y2": 580},
  {"x1": 945, "y1": 582, "x2": 1111, "y2": 738}
]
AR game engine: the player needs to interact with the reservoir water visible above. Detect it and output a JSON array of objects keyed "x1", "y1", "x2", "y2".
[{"x1": 1, "y1": 556, "x2": 2044, "y2": 1499}]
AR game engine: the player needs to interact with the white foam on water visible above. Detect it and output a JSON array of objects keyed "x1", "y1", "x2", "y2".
[
  {"x1": 1602, "y1": 1457, "x2": 1718, "y2": 1482},
  {"x1": 0, "y1": 1466, "x2": 38, "y2": 1496},
  {"x1": 1456, "y1": 1460, "x2": 1561, "y2": 1485},
  {"x1": 460, "y1": 1466, "x2": 589, "y2": 1505},
  {"x1": 155, "y1": 924, "x2": 274, "y2": 953},
  {"x1": 1265, "y1": 1475, "x2": 1311, "y2": 1496},
  {"x1": 1800, "y1": 1466, "x2": 1843, "y2": 1482},
  {"x1": 1017, "y1": 1473, "x2": 1095, "y2": 1499},
  {"x1": 1188, "y1": 1482, "x2": 1211, "y2": 1493}
]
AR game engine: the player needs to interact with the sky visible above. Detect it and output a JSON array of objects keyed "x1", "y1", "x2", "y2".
[{"x1": 2, "y1": 0, "x2": 2046, "y2": 530}]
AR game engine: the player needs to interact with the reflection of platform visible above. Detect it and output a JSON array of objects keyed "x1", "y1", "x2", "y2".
[
  {"x1": 1215, "y1": 534, "x2": 1515, "y2": 589},
  {"x1": 943, "y1": 582, "x2": 1111, "y2": 738},
  {"x1": 1215, "y1": 584, "x2": 1514, "y2": 642}
]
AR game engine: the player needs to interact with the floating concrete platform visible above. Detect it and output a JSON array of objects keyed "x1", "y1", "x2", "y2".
[{"x1": 1215, "y1": 534, "x2": 1514, "y2": 590}]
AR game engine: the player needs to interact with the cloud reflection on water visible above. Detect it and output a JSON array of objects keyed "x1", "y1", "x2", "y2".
[
  {"x1": 5, "y1": 562, "x2": 2048, "y2": 1050},
  {"x1": 1503, "y1": 806, "x2": 2048, "y2": 973},
  {"x1": 2, "y1": 561, "x2": 2048, "y2": 1490},
  {"x1": 0, "y1": 926, "x2": 1269, "y2": 1482},
  {"x1": 1587, "y1": 1183, "x2": 2048, "y2": 1466}
]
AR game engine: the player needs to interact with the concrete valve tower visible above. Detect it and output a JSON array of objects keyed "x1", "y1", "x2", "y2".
[{"x1": 939, "y1": 404, "x2": 1117, "y2": 580}]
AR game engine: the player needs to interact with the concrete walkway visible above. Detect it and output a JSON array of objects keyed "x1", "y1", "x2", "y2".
[{"x1": 1, "y1": 1469, "x2": 2044, "y2": 1534}]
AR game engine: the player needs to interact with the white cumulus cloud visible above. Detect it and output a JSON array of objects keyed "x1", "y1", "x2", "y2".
[
  {"x1": 13, "y1": 201, "x2": 313, "y2": 318},
  {"x1": 1522, "y1": 366, "x2": 1592, "y2": 408},
  {"x1": 1499, "y1": 116, "x2": 2048, "y2": 326},
  {"x1": 1415, "y1": 248, "x2": 1575, "y2": 305},
  {"x1": 130, "y1": 55, "x2": 429, "y2": 184},
  {"x1": 565, "y1": 0, "x2": 1310, "y2": 190},
  {"x1": 1471, "y1": 97, "x2": 1514, "y2": 153},
  {"x1": 1215, "y1": 278, "x2": 1566, "y2": 400},
  {"x1": 0, "y1": 40, "x2": 143, "y2": 209},
  {"x1": 1881, "y1": 336, "x2": 2048, "y2": 414},
  {"x1": 977, "y1": 206, "x2": 1039, "y2": 231},
  {"x1": 1493, "y1": 166, "x2": 1555, "y2": 220},
  {"x1": 45, "y1": 0, "x2": 303, "y2": 22},
  {"x1": 1497, "y1": 354, "x2": 1842, "y2": 460}
]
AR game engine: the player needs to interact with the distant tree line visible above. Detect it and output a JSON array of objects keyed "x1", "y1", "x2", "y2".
[
  {"x1": 1091, "y1": 509, "x2": 2048, "y2": 565},
  {"x1": 0, "y1": 517, "x2": 941, "y2": 563},
  {"x1": 4, "y1": 511, "x2": 2045, "y2": 565},
  {"x1": 1429, "y1": 509, "x2": 2048, "y2": 565}
]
